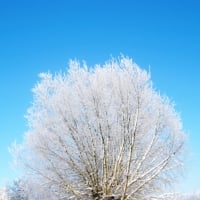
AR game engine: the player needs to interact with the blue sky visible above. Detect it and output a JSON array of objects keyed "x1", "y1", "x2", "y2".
[{"x1": 0, "y1": 0, "x2": 199, "y2": 193}]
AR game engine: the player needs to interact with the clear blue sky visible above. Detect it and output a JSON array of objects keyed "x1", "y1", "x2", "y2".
[{"x1": 0, "y1": 0, "x2": 200, "y2": 193}]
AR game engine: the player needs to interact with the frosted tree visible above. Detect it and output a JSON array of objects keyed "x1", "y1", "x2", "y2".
[
  {"x1": 6, "y1": 179, "x2": 28, "y2": 200},
  {"x1": 17, "y1": 56, "x2": 185, "y2": 199},
  {"x1": 178, "y1": 191, "x2": 200, "y2": 200},
  {"x1": 6, "y1": 178, "x2": 57, "y2": 200},
  {"x1": 0, "y1": 188, "x2": 8, "y2": 200}
]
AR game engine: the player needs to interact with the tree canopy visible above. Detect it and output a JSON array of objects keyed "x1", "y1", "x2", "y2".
[{"x1": 15, "y1": 57, "x2": 185, "y2": 200}]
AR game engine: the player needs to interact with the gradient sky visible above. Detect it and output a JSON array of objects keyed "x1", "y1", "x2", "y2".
[{"x1": 0, "y1": 0, "x2": 200, "y2": 193}]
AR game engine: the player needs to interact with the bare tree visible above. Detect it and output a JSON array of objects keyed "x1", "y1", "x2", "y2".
[{"x1": 16, "y1": 56, "x2": 185, "y2": 199}]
